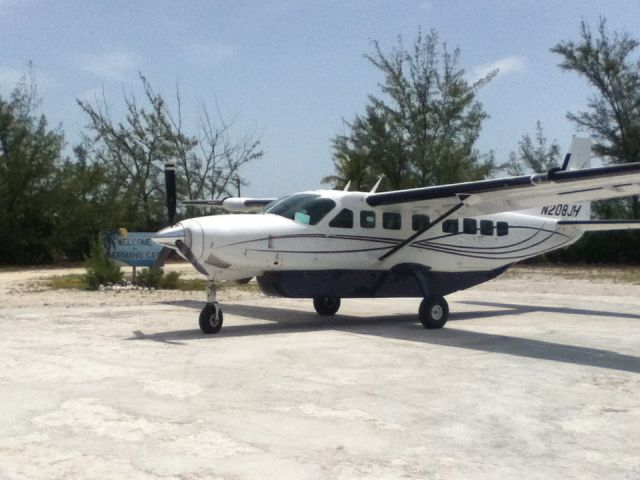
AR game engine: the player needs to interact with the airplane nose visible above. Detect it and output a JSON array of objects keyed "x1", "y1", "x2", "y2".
[{"x1": 151, "y1": 224, "x2": 187, "y2": 248}]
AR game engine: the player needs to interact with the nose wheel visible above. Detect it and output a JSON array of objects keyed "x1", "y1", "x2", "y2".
[
  {"x1": 199, "y1": 302, "x2": 223, "y2": 334},
  {"x1": 419, "y1": 295, "x2": 449, "y2": 329}
]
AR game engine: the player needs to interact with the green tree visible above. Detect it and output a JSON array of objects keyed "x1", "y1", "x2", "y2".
[
  {"x1": 551, "y1": 18, "x2": 640, "y2": 217},
  {"x1": 0, "y1": 71, "x2": 64, "y2": 263},
  {"x1": 0, "y1": 68, "x2": 125, "y2": 264},
  {"x1": 329, "y1": 30, "x2": 495, "y2": 191},
  {"x1": 47, "y1": 146, "x2": 113, "y2": 259}
]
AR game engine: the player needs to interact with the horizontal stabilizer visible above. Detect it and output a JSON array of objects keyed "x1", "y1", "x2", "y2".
[
  {"x1": 557, "y1": 220, "x2": 640, "y2": 231},
  {"x1": 182, "y1": 197, "x2": 276, "y2": 213}
]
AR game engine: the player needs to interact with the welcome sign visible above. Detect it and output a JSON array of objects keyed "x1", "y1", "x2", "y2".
[{"x1": 106, "y1": 232, "x2": 163, "y2": 267}]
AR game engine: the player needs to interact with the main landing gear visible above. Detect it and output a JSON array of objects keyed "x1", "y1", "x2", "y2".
[
  {"x1": 418, "y1": 295, "x2": 449, "y2": 329},
  {"x1": 311, "y1": 295, "x2": 449, "y2": 329},
  {"x1": 313, "y1": 296, "x2": 341, "y2": 316}
]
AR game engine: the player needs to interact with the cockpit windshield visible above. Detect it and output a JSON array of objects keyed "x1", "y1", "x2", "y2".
[{"x1": 263, "y1": 193, "x2": 336, "y2": 225}]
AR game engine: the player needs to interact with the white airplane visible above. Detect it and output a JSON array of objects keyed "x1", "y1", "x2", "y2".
[{"x1": 152, "y1": 139, "x2": 640, "y2": 334}]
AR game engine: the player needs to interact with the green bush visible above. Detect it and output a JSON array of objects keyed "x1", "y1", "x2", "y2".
[
  {"x1": 135, "y1": 268, "x2": 181, "y2": 289},
  {"x1": 135, "y1": 267, "x2": 163, "y2": 288},
  {"x1": 84, "y1": 236, "x2": 123, "y2": 289},
  {"x1": 160, "y1": 270, "x2": 181, "y2": 289}
]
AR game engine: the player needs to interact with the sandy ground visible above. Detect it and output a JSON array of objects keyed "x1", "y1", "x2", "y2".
[{"x1": 1, "y1": 264, "x2": 639, "y2": 479}]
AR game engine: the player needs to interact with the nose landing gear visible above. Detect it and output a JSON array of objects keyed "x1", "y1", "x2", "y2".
[
  {"x1": 199, "y1": 302, "x2": 223, "y2": 334},
  {"x1": 199, "y1": 279, "x2": 224, "y2": 334}
]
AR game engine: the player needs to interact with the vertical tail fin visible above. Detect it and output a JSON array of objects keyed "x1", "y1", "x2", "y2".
[
  {"x1": 547, "y1": 138, "x2": 592, "y2": 220},
  {"x1": 562, "y1": 137, "x2": 592, "y2": 171},
  {"x1": 525, "y1": 138, "x2": 593, "y2": 220}
]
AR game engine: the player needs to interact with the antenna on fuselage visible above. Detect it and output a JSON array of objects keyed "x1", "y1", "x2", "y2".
[
  {"x1": 370, "y1": 176, "x2": 383, "y2": 193},
  {"x1": 343, "y1": 181, "x2": 351, "y2": 192}
]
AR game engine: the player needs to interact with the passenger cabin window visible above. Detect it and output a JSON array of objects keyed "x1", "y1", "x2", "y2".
[
  {"x1": 463, "y1": 218, "x2": 477, "y2": 234},
  {"x1": 383, "y1": 212, "x2": 401, "y2": 230},
  {"x1": 329, "y1": 208, "x2": 354, "y2": 228},
  {"x1": 264, "y1": 194, "x2": 336, "y2": 225},
  {"x1": 480, "y1": 220, "x2": 494, "y2": 236},
  {"x1": 442, "y1": 219, "x2": 458, "y2": 234},
  {"x1": 412, "y1": 214, "x2": 430, "y2": 231},
  {"x1": 497, "y1": 221, "x2": 509, "y2": 236},
  {"x1": 360, "y1": 210, "x2": 376, "y2": 229}
]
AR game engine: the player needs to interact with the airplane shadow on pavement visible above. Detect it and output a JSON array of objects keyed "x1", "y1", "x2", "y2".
[{"x1": 128, "y1": 299, "x2": 640, "y2": 374}]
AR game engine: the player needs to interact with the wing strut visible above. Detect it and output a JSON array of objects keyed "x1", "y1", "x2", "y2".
[{"x1": 378, "y1": 197, "x2": 467, "y2": 261}]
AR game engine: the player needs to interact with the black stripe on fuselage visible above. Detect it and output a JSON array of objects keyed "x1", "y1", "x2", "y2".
[
  {"x1": 410, "y1": 229, "x2": 569, "y2": 260},
  {"x1": 230, "y1": 225, "x2": 571, "y2": 259}
]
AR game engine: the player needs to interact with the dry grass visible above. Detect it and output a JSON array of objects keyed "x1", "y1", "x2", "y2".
[
  {"x1": 505, "y1": 264, "x2": 640, "y2": 284},
  {"x1": 28, "y1": 263, "x2": 640, "y2": 292},
  {"x1": 44, "y1": 273, "x2": 262, "y2": 292}
]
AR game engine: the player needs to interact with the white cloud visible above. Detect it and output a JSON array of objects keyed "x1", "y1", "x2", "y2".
[
  {"x1": 79, "y1": 51, "x2": 140, "y2": 81},
  {"x1": 183, "y1": 42, "x2": 235, "y2": 68},
  {"x1": 471, "y1": 55, "x2": 527, "y2": 82}
]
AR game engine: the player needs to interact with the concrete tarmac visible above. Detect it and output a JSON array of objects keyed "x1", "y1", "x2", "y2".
[{"x1": 0, "y1": 267, "x2": 639, "y2": 479}]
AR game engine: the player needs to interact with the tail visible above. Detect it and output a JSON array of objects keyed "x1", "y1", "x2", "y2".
[{"x1": 535, "y1": 137, "x2": 592, "y2": 221}]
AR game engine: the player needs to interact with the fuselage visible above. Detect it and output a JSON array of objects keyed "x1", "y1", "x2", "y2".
[{"x1": 153, "y1": 189, "x2": 585, "y2": 283}]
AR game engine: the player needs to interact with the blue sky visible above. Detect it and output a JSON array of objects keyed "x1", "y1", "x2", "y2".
[{"x1": 1, "y1": 0, "x2": 639, "y2": 197}]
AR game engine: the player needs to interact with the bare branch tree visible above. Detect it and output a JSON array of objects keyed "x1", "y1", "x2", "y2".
[{"x1": 78, "y1": 73, "x2": 263, "y2": 228}]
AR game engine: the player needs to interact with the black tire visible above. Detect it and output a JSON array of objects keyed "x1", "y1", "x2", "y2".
[
  {"x1": 199, "y1": 303, "x2": 223, "y2": 334},
  {"x1": 313, "y1": 297, "x2": 341, "y2": 316},
  {"x1": 419, "y1": 296, "x2": 449, "y2": 329}
]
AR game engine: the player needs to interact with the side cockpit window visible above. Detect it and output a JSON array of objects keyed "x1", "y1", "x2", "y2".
[
  {"x1": 360, "y1": 210, "x2": 376, "y2": 228},
  {"x1": 264, "y1": 194, "x2": 336, "y2": 225},
  {"x1": 329, "y1": 208, "x2": 354, "y2": 228}
]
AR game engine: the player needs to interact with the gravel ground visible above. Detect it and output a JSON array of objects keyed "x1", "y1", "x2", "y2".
[{"x1": 1, "y1": 264, "x2": 639, "y2": 479}]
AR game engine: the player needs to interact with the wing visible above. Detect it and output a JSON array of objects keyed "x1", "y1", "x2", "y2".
[
  {"x1": 366, "y1": 162, "x2": 640, "y2": 217},
  {"x1": 181, "y1": 197, "x2": 276, "y2": 213}
]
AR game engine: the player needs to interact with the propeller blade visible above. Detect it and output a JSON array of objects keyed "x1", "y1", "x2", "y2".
[
  {"x1": 175, "y1": 239, "x2": 208, "y2": 276},
  {"x1": 164, "y1": 162, "x2": 177, "y2": 225},
  {"x1": 152, "y1": 247, "x2": 173, "y2": 269}
]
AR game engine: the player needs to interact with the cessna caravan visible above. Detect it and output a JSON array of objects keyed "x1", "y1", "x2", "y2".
[{"x1": 152, "y1": 139, "x2": 640, "y2": 334}]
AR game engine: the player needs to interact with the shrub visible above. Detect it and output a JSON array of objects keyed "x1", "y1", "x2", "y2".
[
  {"x1": 84, "y1": 236, "x2": 123, "y2": 289},
  {"x1": 135, "y1": 268, "x2": 181, "y2": 289},
  {"x1": 160, "y1": 270, "x2": 181, "y2": 289},
  {"x1": 135, "y1": 267, "x2": 163, "y2": 288}
]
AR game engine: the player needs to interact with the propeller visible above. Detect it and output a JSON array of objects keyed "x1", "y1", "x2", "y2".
[
  {"x1": 153, "y1": 224, "x2": 209, "y2": 276},
  {"x1": 175, "y1": 239, "x2": 208, "y2": 276},
  {"x1": 152, "y1": 162, "x2": 178, "y2": 268},
  {"x1": 164, "y1": 162, "x2": 177, "y2": 225}
]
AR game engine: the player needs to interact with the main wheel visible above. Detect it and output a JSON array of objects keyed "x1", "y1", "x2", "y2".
[
  {"x1": 419, "y1": 296, "x2": 449, "y2": 329},
  {"x1": 313, "y1": 297, "x2": 341, "y2": 316},
  {"x1": 199, "y1": 302, "x2": 224, "y2": 334}
]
